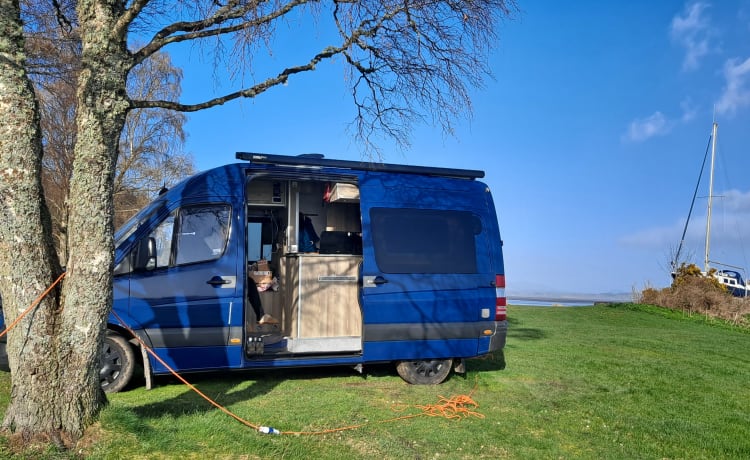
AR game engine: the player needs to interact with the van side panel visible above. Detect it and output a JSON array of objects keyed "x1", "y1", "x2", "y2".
[{"x1": 358, "y1": 173, "x2": 501, "y2": 361}]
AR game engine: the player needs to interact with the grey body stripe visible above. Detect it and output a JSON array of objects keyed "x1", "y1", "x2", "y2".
[
  {"x1": 363, "y1": 321, "x2": 498, "y2": 342},
  {"x1": 143, "y1": 326, "x2": 242, "y2": 348}
]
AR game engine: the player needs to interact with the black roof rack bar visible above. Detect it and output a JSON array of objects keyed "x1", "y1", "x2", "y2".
[{"x1": 235, "y1": 152, "x2": 484, "y2": 179}]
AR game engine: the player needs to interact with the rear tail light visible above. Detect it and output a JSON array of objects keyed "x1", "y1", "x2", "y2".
[{"x1": 495, "y1": 274, "x2": 507, "y2": 321}]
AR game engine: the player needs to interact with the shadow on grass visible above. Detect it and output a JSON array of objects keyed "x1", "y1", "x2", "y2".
[
  {"x1": 114, "y1": 339, "x2": 520, "y2": 425},
  {"x1": 128, "y1": 373, "x2": 280, "y2": 420},
  {"x1": 508, "y1": 328, "x2": 546, "y2": 340},
  {"x1": 507, "y1": 316, "x2": 546, "y2": 341},
  {"x1": 122, "y1": 364, "x2": 380, "y2": 420},
  {"x1": 466, "y1": 350, "x2": 506, "y2": 372}
]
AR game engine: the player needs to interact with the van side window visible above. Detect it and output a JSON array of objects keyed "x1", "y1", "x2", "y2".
[
  {"x1": 174, "y1": 204, "x2": 231, "y2": 266},
  {"x1": 370, "y1": 208, "x2": 479, "y2": 274},
  {"x1": 150, "y1": 211, "x2": 176, "y2": 268}
]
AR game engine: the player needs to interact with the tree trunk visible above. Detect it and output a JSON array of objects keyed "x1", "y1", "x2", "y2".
[
  {"x1": 0, "y1": 0, "x2": 130, "y2": 446},
  {"x1": 0, "y1": 0, "x2": 65, "y2": 443},
  {"x1": 51, "y1": 0, "x2": 131, "y2": 439}
]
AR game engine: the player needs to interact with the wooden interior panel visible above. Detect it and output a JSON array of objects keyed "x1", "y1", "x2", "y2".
[{"x1": 287, "y1": 254, "x2": 362, "y2": 338}]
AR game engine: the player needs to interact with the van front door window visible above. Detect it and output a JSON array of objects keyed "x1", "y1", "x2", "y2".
[{"x1": 173, "y1": 204, "x2": 231, "y2": 266}]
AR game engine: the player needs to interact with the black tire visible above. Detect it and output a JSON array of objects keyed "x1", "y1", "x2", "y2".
[
  {"x1": 100, "y1": 333, "x2": 135, "y2": 393},
  {"x1": 0, "y1": 341, "x2": 9, "y2": 372},
  {"x1": 396, "y1": 358, "x2": 453, "y2": 385}
]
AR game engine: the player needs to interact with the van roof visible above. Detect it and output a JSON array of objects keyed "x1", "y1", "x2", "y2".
[{"x1": 236, "y1": 152, "x2": 484, "y2": 180}]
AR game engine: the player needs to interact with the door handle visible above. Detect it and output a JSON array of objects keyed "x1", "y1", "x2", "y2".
[
  {"x1": 363, "y1": 275, "x2": 388, "y2": 288},
  {"x1": 372, "y1": 276, "x2": 388, "y2": 285},
  {"x1": 207, "y1": 276, "x2": 231, "y2": 286}
]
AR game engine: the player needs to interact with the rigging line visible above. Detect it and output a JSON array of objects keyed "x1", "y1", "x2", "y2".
[{"x1": 673, "y1": 134, "x2": 712, "y2": 271}]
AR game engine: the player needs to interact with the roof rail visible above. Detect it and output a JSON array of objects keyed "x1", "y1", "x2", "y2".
[{"x1": 235, "y1": 152, "x2": 484, "y2": 179}]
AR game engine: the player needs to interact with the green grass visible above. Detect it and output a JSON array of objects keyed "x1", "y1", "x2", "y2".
[{"x1": 2, "y1": 304, "x2": 750, "y2": 459}]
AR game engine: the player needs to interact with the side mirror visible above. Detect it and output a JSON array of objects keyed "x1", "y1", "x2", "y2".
[{"x1": 133, "y1": 237, "x2": 157, "y2": 271}]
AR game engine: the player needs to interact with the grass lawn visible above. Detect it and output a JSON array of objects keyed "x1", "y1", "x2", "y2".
[{"x1": 2, "y1": 304, "x2": 750, "y2": 459}]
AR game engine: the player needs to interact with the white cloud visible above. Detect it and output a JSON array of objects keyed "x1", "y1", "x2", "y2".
[
  {"x1": 620, "y1": 189, "x2": 750, "y2": 253},
  {"x1": 680, "y1": 98, "x2": 697, "y2": 122},
  {"x1": 622, "y1": 111, "x2": 670, "y2": 142},
  {"x1": 717, "y1": 189, "x2": 750, "y2": 214},
  {"x1": 670, "y1": 2, "x2": 712, "y2": 71},
  {"x1": 715, "y1": 57, "x2": 750, "y2": 116},
  {"x1": 623, "y1": 98, "x2": 698, "y2": 143}
]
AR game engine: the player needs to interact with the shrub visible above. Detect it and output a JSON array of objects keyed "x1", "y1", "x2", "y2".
[{"x1": 636, "y1": 263, "x2": 750, "y2": 327}]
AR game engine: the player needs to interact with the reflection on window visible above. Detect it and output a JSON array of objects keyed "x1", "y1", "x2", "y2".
[
  {"x1": 149, "y1": 211, "x2": 175, "y2": 268},
  {"x1": 115, "y1": 199, "x2": 165, "y2": 248},
  {"x1": 370, "y1": 208, "x2": 480, "y2": 274},
  {"x1": 174, "y1": 205, "x2": 231, "y2": 266}
]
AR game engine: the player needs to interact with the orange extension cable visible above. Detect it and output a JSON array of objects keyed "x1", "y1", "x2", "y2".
[{"x1": 0, "y1": 272, "x2": 66, "y2": 340}]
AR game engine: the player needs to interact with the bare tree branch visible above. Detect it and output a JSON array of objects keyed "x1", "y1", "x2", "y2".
[
  {"x1": 131, "y1": 0, "x2": 515, "y2": 151},
  {"x1": 115, "y1": 0, "x2": 151, "y2": 37},
  {"x1": 50, "y1": 0, "x2": 74, "y2": 31},
  {"x1": 133, "y1": 40, "x2": 344, "y2": 110},
  {"x1": 133, "y1": 0, "x2": 313, "y2": 65}
]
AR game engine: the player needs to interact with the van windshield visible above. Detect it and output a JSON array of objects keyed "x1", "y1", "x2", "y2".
[{"x1": 114, "y1": 198, "x2": 167, "y2": 248}]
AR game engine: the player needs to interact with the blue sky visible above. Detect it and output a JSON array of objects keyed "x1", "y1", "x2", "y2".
[{"x1": 167, "y1": 1, "x2": 750, "y2": 296}]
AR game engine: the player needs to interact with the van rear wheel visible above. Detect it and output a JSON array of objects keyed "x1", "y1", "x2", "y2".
[
  {"x1": 100, "y1": 333, "x2": 135, "y2": 393},
  {"x1": 396, "y1": 358, "x2": 453, "y2": 384}
]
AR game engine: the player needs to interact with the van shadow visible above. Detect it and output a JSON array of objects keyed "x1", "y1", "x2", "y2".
[
  {"x1": 506, "y1": 317, "x2": 546, "y2": 341},
  {"x1": 465, "y1": 350, "x2": 506, "y2": 373},
  {"x1": 127, "y1": 365, "x2": 368, "y2": 420},
  {"x1": 128, "y1": 373, "x2": 280, "y2": 420},
  {"x1": 508, "y1": 328, "x2": 546, "y2": 340},
  {"x1": 465, "y1": 318, "x2": 546, "y2": 373}
]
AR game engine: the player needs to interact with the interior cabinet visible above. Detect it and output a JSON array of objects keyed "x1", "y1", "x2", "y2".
[{"x1": 286, "y1": 254, "x2": 362, "y2": 338}]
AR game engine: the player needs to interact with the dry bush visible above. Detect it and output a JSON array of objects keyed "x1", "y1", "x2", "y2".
[{"x1": 636, "y1": 264, "x2": 750, "y2": 327}]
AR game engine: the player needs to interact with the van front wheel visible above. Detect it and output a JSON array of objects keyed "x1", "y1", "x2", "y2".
[
  {"x1": 100, "y1": 333, "x2": 135, "y2": 393},
  {"x1": 396, "y1": 358, "x2": 453, "y2": 384}
]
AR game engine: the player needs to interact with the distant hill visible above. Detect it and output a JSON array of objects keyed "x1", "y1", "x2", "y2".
[{"x1": 507, "y1": 290, "x2": 631, "y2": 305}]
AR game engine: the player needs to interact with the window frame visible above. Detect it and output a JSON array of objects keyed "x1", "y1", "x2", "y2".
[{"x1": 369, "y1": 207, "x2": 481, "y2": 274}]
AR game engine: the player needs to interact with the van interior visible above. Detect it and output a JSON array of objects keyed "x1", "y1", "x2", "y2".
[{"x1": 243, "y1": 178, "x2": 363, "y2": 357}]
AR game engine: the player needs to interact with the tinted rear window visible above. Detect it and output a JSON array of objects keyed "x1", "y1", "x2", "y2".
[{"x1": 370, "y1": 208, "x2": 480, "y2": 274}]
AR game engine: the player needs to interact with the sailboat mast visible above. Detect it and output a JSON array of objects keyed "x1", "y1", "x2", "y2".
[{"x1": 704, "y1": 122, "x2": 718, "y2": 273}]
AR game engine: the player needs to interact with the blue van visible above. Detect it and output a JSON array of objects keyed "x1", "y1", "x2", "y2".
[{"x1": 7, "y1": 153, "x2": 507, "y2": 392}]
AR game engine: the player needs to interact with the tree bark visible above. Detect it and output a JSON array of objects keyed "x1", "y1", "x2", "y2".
[
  {"x1": 0, "y1": 0, "x2": 65, "y2": 443},
  {"x1": 51, "y1": 0, "x2": 131, "y2": 440},
  {"x1": 1, "y1": 0, "x2": 129, "y2": 445}
]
